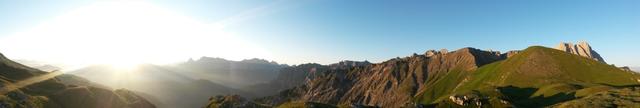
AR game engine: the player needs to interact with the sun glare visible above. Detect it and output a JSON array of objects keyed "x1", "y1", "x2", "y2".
[{"x1": 0, "y1": 1, "x2": 272, "y2": 69}]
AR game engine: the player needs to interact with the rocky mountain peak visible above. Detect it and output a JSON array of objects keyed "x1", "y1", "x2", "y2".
[
  {"x1": 501, "y1": 50, "x2": 521, "y2": 58},
  {"x1": 555, "y1": 41, "x2": 606, "y2": 63},
  {"x1": 329, "y1": 60, "x2": 371, "y2": 69},
  {"x1": 423, "y1": 48, "x2": 453, "y2": 57}
]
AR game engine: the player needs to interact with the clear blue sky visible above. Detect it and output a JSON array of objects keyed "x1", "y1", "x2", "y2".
[{"x1": 0, "y1": 0, "x2": 638, "y2": 66}]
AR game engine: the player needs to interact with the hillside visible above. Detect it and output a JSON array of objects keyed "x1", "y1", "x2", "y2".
[
  {"x1": 421, "y1": 46, "x2": 640, "y2": 107},
  {"x1": 0, "y1": 52, "x2": 155, "y2": 108}
]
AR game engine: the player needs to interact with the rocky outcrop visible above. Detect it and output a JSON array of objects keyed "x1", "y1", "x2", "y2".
[
  {"x1": 555, "y1": 41, "x2": 606, "y2": 63},
  {"x1": 500, "y1": 50, "x2": 521, "y2": 58},
  {"x1": 329, "y1": 60, "x2": 371, "y2": 69}
]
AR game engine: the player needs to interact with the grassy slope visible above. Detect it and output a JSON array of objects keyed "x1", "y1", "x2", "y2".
[
  {"x1": 416, "y1": 46, "x2": 640, "y2": 106},
  {"x1": 458, "y1": 46, "x2": 640, "y2": 91},
  {"x1": 415, "y1": 69, "x2": 471, "y2": 104}
]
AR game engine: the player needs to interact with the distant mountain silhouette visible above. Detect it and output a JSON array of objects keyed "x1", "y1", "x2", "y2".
[
  {"x1": 168, "y1": 57, "x2": 288, "y2": 88},
  {"x1": 69, "y1": 64, "x2": 250, "y2": 108},
  {"x1": 14, "y1": 59, "x2": 62, "y2": 72}
]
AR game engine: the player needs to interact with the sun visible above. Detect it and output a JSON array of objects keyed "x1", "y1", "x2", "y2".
[
  {"x1": 105, "y1": 58, "x2": 141, "y2": 71},
  {"x1": 0, "y1": 1, "x2": 272, "y2": 69}
]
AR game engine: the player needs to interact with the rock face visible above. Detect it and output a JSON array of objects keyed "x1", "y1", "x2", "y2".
[{"x1": 555, "y1": 41, "x2": 606, "y2": 63}]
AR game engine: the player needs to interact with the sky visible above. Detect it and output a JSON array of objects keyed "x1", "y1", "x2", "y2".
[{"x1": 0, "y1": 0, "x2": 638, "y2": 68}]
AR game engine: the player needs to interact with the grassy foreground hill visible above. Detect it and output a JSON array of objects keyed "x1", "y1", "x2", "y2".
[
  {"x1": 420, "y1": 46, "x2": 640, "y2": 107},
  {"x1": 0, "y1": 53, "x2": 155, "y2": 108}
]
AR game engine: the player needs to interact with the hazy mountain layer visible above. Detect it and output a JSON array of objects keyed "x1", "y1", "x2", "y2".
[
  {"x1": 13, "y1": 60, "x2": 62, "y2": 72},
  {"x1": 242, "y1": 61, "x2": 371, "y2": 97},
  {"x1": 69, "y1": 64, "x2": 250, "y2": 108},
  {"x1": 170, "y1": 57, "x2": 288, "y2": 88}
]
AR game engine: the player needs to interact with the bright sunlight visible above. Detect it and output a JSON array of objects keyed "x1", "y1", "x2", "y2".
[{"x1": 0, "y1": 1, "x2": 271, "y2": 70}]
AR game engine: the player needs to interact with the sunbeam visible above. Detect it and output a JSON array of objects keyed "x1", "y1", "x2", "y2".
[{"x1": 0, "y1": 71, "x2": 62, "y2": 94}]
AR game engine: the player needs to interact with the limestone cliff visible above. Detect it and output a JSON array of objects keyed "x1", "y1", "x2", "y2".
[{"x1": 555, "y1": 41, "x2": 606, "y2": 63}]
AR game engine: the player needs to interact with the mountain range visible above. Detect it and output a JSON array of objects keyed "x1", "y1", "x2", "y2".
[
  {"x1": 63, "y1": 57, "x2": 291, "y2": 108},
  {"x1": 205, "y1": 42, "x2": 640, "y2": 108},
  {"x1": 170, "y1": 57, "x2": 288, "y2": 88},
  {"x1": 0, "y1": 41, "x2": 638, "y2": 108}
]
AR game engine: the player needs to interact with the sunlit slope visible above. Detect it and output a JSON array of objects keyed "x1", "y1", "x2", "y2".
[
  {"x1": 0, "y1": 53, "x2": 155, "y2": 108},
  {"x1": 419, "y1": 46, "x2": 640, "y2": 107},
  {"x1": 458, "y1": 46, "x2": 640, "y2": 90}
]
